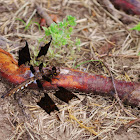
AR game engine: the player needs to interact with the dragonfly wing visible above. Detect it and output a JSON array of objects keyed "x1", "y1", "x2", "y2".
[
  {"x1": 37, "y1": 93, "x2": 59, "y2": 114},
  {"x1": 54, "y1": 87, "x2": 78, "y2": 103},
  {"x1": 18, "y1": 41, "x2": 31, "y2": 66},
  {"x1": 37, "y1": 38, "x2": 52, "y2": 58}
]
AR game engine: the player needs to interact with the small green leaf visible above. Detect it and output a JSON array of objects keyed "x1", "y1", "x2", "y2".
[
  {"x1": 16, "y1": 18, "x2": 26, "y2": 25},
  {"x1": 24, "y1": 20, "x2": 32, "y2": 31},
  {"x1": 67, "y1": 15, "x2": 76, "y2": 26},
  {"x1": 130, "y1": 23, "x2": 140, "y2": 31},
  {"x1": 42, "y1": 26, "x2": 51, "y2": 36},
  {"x1": 58, "y1": 22, "x2": 64, "y2": 28},
  {"x1": 75, "y1": 38, "x2": 81, "y2": 46},
  {"x1": 62, "y1": 39, "x2": 67, "y2": 45},
  {"x1": 34, "y1": 22, "x2": 41, "y2": 31},
  {"x1": 42, "y1": 26, "x2": 48, "y2": 31}
]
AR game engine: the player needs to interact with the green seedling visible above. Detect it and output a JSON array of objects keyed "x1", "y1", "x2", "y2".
[
  {"x1": 16, "y1": 18, "x2": 41, "y2": 31},
  {"x1": 40, "y1": 15, "x2": 81, "y2": 58},
  {"x1": 16, "y1": 16, "x2": 81, "y2": 66},
  {"x1": 16, "y1": 18, "x2": 32, "y2": 31}
]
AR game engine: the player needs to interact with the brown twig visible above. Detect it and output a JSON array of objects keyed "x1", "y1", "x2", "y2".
[
  {"x1": 0, "y1": 47, "x2": 140, "y2": 108},
  {"x1": 35, "y1": 4, "x2": 54, "y2": 26},
  {"x1": 124, "y1": 118, "x2": 140, "y2": 130},
  {"x1": 102, "y1": 0, "x2": 120, "y2": 19}
]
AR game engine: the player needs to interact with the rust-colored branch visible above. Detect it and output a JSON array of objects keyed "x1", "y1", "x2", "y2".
[
  {"x1": 110, "y1": 0, "x2": 140, "y2": 15},
  {"x1": 102, "y1": 0, "x2": 139, "y2": 23},
  {"x1": 0, "y1": 48, "x2": 140, "y2": 107}
]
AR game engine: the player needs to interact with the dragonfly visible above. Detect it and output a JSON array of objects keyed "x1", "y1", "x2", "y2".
[{"x1": 1, "y1": 37, "x2": 78, "y2": 114}]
